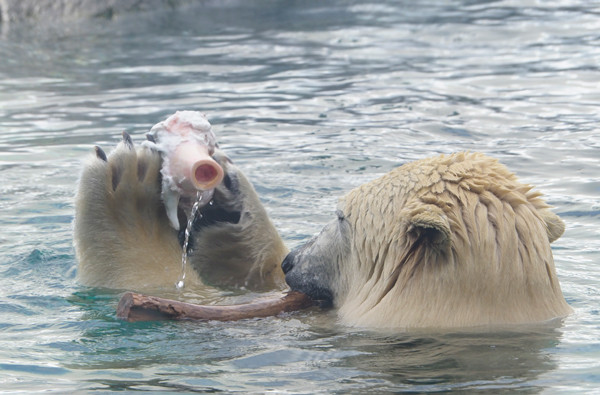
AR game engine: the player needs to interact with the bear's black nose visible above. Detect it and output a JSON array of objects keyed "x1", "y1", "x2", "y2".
[{"x1": 281, "y1": 252, "x2": 295, "y2": 274}]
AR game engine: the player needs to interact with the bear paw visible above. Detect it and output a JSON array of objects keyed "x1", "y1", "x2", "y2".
[{"x1": 74, "y1": 132, "x2": 187, "y2": 289}]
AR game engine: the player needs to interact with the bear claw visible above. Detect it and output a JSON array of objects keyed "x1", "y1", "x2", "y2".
[
  {"x1": 94, "y1": 146, "x2": 107, "y2": 162},
  {"x1": 122, "y1": 131, "x2": 134, "y2": 149}
]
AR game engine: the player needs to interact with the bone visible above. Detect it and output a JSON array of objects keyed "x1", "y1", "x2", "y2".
[
  {"x1": 151, "y1": 111, "x2": 223, "y2": 192},
  {"x1": 145, "y1": 111, "x2": 225, "y2": 229},
  {"x1": 116, "y1": 291, "x2": 314, "y2": 322},
  {"x1": 170, "y1": 142, "x2": 224, "y2": 191}
]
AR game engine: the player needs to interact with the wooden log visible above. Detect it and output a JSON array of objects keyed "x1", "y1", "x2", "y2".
[{"x1": 116, "y1": 291, "x2": 315, "y2": 322}]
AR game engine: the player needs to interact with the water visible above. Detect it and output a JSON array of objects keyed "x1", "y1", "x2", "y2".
[
  {"x1": 1, "y1": 0, "x2": 599, "y2": 392},
  {"x1": 177, "y1": 191, "x2": 204, "y2": 290}
]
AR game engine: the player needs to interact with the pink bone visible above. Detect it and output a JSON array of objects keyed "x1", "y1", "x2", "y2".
[{"x1": 163, "y1": 114, "x2": 224, "y2": 191}]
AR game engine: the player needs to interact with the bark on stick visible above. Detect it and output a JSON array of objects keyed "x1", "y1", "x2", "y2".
[{"x1": 116, "y1": 291, "x2": 314, "y2": 322}]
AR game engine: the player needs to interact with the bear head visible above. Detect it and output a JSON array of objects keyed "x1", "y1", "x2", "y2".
[{"x1": 283, "y1": 152, "x2": 572, "y2": 329}]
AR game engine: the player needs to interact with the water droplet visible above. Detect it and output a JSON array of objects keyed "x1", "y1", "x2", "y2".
[{"x1": 177, "y1": 190, "x2": 204, "y2": 290}]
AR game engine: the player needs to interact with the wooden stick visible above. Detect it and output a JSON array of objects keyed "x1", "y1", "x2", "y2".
[{"x1": 116, "y1": 291, "x2": 314, "y2": 322}]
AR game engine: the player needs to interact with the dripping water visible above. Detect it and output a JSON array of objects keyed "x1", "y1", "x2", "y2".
[{"x1": 176, "y1": 191, "x2": 204, "y2": 289}]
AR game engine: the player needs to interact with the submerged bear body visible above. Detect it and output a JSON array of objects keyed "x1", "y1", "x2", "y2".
[{"x1": 283, "y1": 152, "x2": 572, "y2": 329}]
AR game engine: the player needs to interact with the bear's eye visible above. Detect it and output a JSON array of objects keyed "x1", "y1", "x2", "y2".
[{"x1": 336, "y1": 209, "x2": 345, "y2": 221}]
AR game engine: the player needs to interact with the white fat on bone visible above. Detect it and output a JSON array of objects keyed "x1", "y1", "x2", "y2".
[{"x1": 143, "y1": 111, "x2": 223, "y2": 230}]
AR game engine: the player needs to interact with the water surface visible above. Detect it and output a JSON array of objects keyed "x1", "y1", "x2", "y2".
[{"x1": 1, "y1": 1, "x2": 599, "y2": 392}]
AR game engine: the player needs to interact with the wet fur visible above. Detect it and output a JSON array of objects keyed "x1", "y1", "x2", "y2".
[
  {"x1": 74, "y1": 135, "x2": 287, "y2": 292},
  {"x1": 284, "y1": 152, "x2": 572, "y2": 329}
]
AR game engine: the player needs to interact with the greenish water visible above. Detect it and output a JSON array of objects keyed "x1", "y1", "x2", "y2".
[{"x1": 1, "y1": 1, "x2": 599, "y2": 392}]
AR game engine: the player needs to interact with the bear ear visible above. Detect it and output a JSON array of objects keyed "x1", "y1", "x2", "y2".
[
  {"x1": 538, "y1": 209, "x2": 565, "y2": 243},
  {"x1": 404, "y1": 203, "x2": 451, "y2": 250}
]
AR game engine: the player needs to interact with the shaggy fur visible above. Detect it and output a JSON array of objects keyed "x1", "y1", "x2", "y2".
[
  {"x1": 74, "y1": 136, "x2": 287, "y2": 292},
  {"x1": 283, "y1": 152, "x2": 572, "y2": 329}
]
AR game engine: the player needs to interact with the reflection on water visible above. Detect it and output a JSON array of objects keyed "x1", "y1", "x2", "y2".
[
  {"x1": 66, "y1": 290, "x2": 566, "y2": 393},
  {"x1": 0, "y1": 0, "x2": 599, "y2": 392},
  {"x1": 338, "y1": 326, "x2": 564, "y2": 392}
]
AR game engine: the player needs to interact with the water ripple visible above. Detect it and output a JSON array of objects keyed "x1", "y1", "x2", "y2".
[{"x1": 0, "y1": 0, "x2": 599, "y2": 392}]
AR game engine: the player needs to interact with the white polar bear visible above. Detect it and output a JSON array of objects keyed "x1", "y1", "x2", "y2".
[
  {"x1": 282, "y1": 152, "x2": 572, "y2": 329},
  {"x1": 74, "y1": 132, "x2": 287, "y2": 292}
]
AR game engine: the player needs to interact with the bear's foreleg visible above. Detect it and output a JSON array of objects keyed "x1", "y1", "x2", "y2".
[{"x1": 74, "y1": 133, "x2": 199, "y2": 290}]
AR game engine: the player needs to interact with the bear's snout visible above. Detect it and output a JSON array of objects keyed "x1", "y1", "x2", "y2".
[
  {"x1": 281, "y1": 251, "x2": 296, "y2": 274},
  {"x1": 282, "y1": 246, "x2": 335, "y2": 308}
]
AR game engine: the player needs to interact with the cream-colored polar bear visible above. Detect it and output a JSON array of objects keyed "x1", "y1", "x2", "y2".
[
  {"x1": 74, "y1": 133, "x2": 287, "y2": 292},
  {"x1": 283, "y1": 152, "x2": 572, "y2": 328}
]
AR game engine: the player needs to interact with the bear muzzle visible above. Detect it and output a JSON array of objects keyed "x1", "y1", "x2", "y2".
[
  {"x1": 281, "y1": 251, "x2": 295, "y2": 275},
  {"x1": 282, "y1": 250, "x2": 334, "y2": 308}
]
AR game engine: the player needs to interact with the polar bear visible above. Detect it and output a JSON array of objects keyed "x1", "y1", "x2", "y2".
[
  {"x1": 282, "y1": 152, "x2": 572, "y2": 328},
  {"x1": 74, "y1": 132, "x2": 287, "y2": 292}
]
